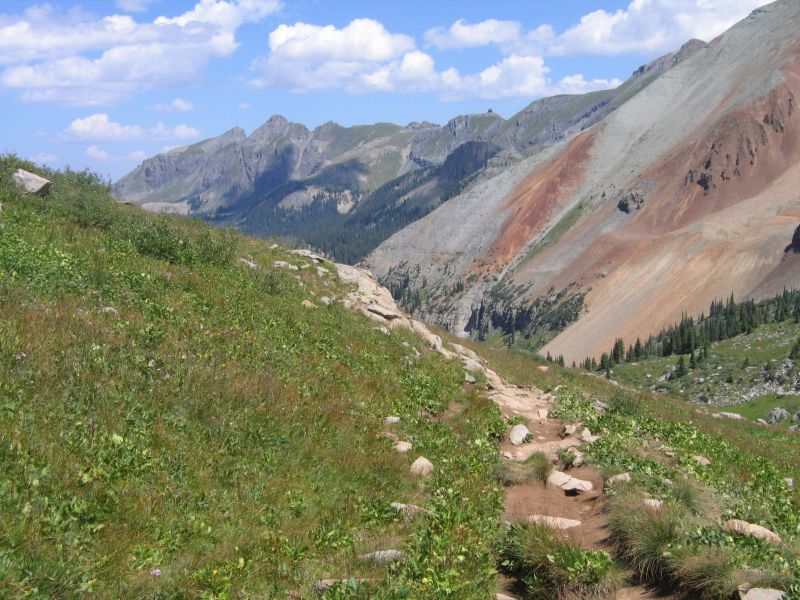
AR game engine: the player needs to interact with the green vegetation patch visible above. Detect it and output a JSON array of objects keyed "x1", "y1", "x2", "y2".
[{"x1": 0, "y1": 156, "x2": 503, "y2": 599}]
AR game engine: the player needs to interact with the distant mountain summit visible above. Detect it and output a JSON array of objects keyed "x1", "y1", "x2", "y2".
[
  {"x1": 115, "y1": 0, "x2": 800, "y2": 363},
  {"x1": 114, "y1": 35, "x2": 697, "y2": 261}
]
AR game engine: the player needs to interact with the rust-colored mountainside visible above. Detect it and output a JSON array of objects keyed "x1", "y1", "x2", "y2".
[{"x1": 365, "y1": 0, "x2": 800, "y2": 364}]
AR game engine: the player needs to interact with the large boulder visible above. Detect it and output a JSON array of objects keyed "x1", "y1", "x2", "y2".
[
  {"x1": 740, "y1": 588, "x2": 785, "y2": 599},
  {"x1": 509, "y1": 424, "x2": 531, "y2": 445},
  {"x1": 12, "y1": 169, "x2": 52, "y2": 195},
  {"x1": 547, "y1": 470, "x2": 593, "y2": 493},
  {"x1": 767, "y1": 407, "x2": 790, "y2": 424}
]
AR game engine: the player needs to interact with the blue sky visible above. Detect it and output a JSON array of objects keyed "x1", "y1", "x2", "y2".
[{"x1": 0, "y1": 0, "x2": 770, "y2": 180}]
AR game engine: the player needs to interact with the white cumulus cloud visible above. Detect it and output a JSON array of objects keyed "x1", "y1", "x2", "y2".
[
  {"x1": 251, "y1": 19, "x2": 558, "y2": 100},
  {"x1": 0, "y1": 0, "x2": 281, "y2": 105},
  {"x1": 424, "y1": 19, "x2": 521, "y2": 50},
  {"x1": 66, "y1": 113, "x2": 200, "y2": 141},
  {"x1": 86, "y1": 145, "x2": 110, "y2": 160},
  {"x1": 155, "y1": 98, "x2": 194, "y2": 112},
  {"x1": 424, "y1": 0, "x2": 772, "y2": 57}
]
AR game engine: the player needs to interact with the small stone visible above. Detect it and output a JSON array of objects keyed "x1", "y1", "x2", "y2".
[
  {"x1": 100, "y1": 306, "x2": 118, "y2": 315},
  {"x1": 301, "y1": 299, "x2": 316, "y2": 308},
  {"x1": 509, "y1": 424, "x2": 531, "y2": 445},
  {"x1": 537, "y1": 365, "x2": 549, "y2": 373},
  {"x1": 502, "y1": 451, "x2": 513, "y2": 460},
  {"x1": 464, "y1": 372, "x2": 477, "y2": 384},
  {"x1": 537, "y1": 408, "x2": 549, "y2": 423},
  {"x1": 606, "y1": 472, "x2": 631, "y2": 487},
  {"x1": 384, "y1": 416, "x2": 400, "y2": 425},
  {"x1": 527, "y1": 514, "x2": 582, "y2": 529},
  {"x1": 693, "y1": 455, "x2": 711, "y2": 466},
  {"x1": 740, "y1": 588, "x2": 785, "y2": 599},
  {"x1": 390, "y1": 502, "x2": 426, "y2": 519},
  {"x1": 274, "y1": 260, "x2": 299, "y2": 271},
  {"x1": 393, "y1": 441, "x2": 413, "y2": 453},
  {"x1": 410, "y1": 456, "x2": 434, "y2": 476},
  {"x1": 580, "y1": 428, "x2": 600, "y2": 443},
  {"x1": 238, "y1": 258, "x2": 258, "y2": 269},
  {"x1": 719, "y1": 412, "x2": 743, "y2": 420},
  {"x1": 723, "y1": 519, "x2": 781, "y2": 545},
  {"x1": 561, "y1": 423, "x2": 580, "y2": 438},
  {"x1": 320, "y1": 296, "x2": 333, "y2": 306},
  {"x1": 313, "y1": 579, "x2": 368, "y2": 595},
  {"x1": 756, "y1": 419, "x2": 769, "y2": 425},
  {"x1": 358, "y1": 549, "x2": 405, "y2": 564},
  {"x1": 784, "y1": 478, "x2": 794, "y2": 488}
]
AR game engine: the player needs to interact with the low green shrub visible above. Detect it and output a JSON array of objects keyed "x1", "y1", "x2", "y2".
[
  {"x1": 525, "y1": 451, "x2": 553, "y2": 482},
  {"x1": 499, "y1": 522, "x2": 621, "y2": 599}
]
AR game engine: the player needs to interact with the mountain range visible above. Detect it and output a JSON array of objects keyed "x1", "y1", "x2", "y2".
[{"x1": 114, "y1": 0, "x2": 800, "y2": 364}]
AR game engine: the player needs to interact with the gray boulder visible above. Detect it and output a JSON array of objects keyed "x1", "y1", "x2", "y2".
[
  {"x1": 740, "y1": 589, "x2": 785, "y2": 599},
  {"x1": 410, "y1": 456, "x2": 434, "y2": 476},
  {"x1": 509, "y1": 424, "x2": 531, "y2": 445},
  {"x1": 767, "y1": 407, "x2": 790, "y2": 424},
  {"x1": 12, "y1": 169, "x2": 52, "y2": 195}
]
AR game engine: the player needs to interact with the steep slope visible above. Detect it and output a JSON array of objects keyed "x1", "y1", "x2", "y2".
[
  {"x1": 113, "y1": 40, "x2": 699, "y2": 264},
  {"x1": 0, "y1": 157, "x2": 508, "y2": 598},
  {"x1": 366, "y1": 0, "x2": 800, "y2": 365}
]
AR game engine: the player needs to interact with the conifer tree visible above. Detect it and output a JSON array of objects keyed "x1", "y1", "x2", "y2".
[{"x1": 676, "y1": 355, "x2": 687, "y2": 378}]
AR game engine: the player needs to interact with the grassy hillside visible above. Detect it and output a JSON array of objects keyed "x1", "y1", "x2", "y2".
[
  {"x1": 450, "y1": 338, "x2": 800, "y2": 597},
  {"x1": 0, "y1": 157, "x2": 504, "y2": 598},
  {"x1": 3, "y1": 156, "x2": 799, "y2": 598},
  {"x1": 609, "y1": 320, "x2": 800, "y2": 425}
]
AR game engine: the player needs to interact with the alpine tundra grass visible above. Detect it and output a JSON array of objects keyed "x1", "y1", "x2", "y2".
[{"x1": 0, "y1": 156, "x2": 505, "y2": 598}]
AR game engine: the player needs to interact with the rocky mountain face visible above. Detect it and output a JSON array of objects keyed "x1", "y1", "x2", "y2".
[
  {"x1": 115, "y1": 0, "x2": 800, "y2": 366},
  {"x1": 365, "y1": 0, "x2": 800, "y2": 363},
  {"x1": 114, "y1": 35, "x2": 696, "y2": 261}
]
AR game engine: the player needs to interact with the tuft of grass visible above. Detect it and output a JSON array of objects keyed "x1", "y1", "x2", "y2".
[
  {"x1": 558, "y1": 448, "x2": 576, "y2": 470},
  {"x1": 607, "y1": 390, "x2": 642, "y2": 417},
  {"x1": 524, "y1": 451, "x2": 553, "y2": 482},
  {"x1": 670, "y1": 476, "x2": 705, "y2": 514},
  {"x1": 498, "y1": 522, "x2": 622, "y2": 599},
  {"x1": 672, "y1": 548, "x2": 740, "y2": 599},
  {"x1": 607, "y1": 488, "x2": 688, "y2": 582}
]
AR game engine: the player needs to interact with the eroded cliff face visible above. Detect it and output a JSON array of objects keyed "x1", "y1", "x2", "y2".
[{"x1": 366, "y1": 0, "x2": 800, "y2": 364}]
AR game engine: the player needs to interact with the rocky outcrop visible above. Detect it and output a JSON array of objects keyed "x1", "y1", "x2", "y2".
[{"x1": 12, "y1": 169, "x2": 52, "y2": 196}]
